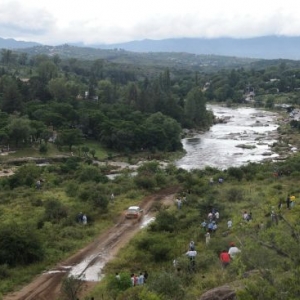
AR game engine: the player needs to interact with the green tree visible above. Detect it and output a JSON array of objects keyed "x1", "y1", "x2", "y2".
[
  {"x1": 61, "y1": 275, "x2": 84, "y2": 300},
  {"x1": 0, "y1": 76, "x2": 23, "y2": 113},
  {"x1": 0, "y1": 224, "x2": 44, "y2": 266},
  {"x1": 48, "y1": 78, "x2": 70, "y2": 102},
  {"x1": 37, "y1": 61, "x2": 58, "y2": 83},
  {"x1": 56, "y1": 128, "x2": 83, "y2": 151},
  {"x1": 184, "y1": 87, "x2": 209, "y2": 127},
  {"x1": 7, "y1": 116, "x2": 32, "y2": 147}
]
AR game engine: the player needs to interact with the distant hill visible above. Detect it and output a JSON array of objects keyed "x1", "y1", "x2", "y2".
[
  {"x1": 0, "y1": 37, "x2": 40, "y2": 49},
  {"x1": 88, "y1": 36, "x2": 300, "y2": 60},
  {"x1": 15, "y1": 44, "x2": 257, "y2": 72},
  {"x1": 2, "y1": 35, "x2": 300, "y2": 60}
]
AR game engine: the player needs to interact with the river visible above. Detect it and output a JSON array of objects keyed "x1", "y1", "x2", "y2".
[{"x1": 176, "y1": 105, "x2": 280, "y2": 171}]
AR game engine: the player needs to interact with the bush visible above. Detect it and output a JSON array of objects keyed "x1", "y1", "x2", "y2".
[
  {"x1": 39, "y1": 143, "x2": 48, "y2": 153},
  {"x1": 0, "y1": 264, "x2": 10, "y2": 279},
  {"x1": 134, "y1": 175, "x2": 156, "y2": 190},
  {"x1": 148, "y1": 271, "x2": 185, "y2": 300},
  {"x1": 43, "y1": 199, "x2": 68, "y2": 223},
  {"x1": 226, "y1": 188, "x2": 244, "y2": 202},
  {"x1": 0, "y1": 224, "x2": 44, "y2": 266},
  {"x1": 106, "y1": 272, "x2": 132, "y2": 299},
  {"x1": 228, "y1": 167, "x2": 244, "y2": 181},
  {"x1": 149, "y1": 211, "x2": 178, "y2": 233},
  {"x1": 61, "y1": 275, "x2": 84, "y2": 300},
  {"x1": 117, "y1": 286, "x2": 161, "y2": 300}
]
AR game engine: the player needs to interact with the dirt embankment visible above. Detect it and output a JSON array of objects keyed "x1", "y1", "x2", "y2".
[{"x1": 3, "y1": 186, "x2": 181, "y2": 300}]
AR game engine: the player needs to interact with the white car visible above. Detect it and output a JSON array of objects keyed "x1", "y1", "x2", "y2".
[{"x1": 125, "y1": 206, "x2": 143, "y2": 220}]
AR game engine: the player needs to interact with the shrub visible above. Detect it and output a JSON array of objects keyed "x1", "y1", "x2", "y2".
[
  {"x1": 65, "y1": 180, "x2": 79, "y2": 197},
  {"x1": 148, "y1": 271, "x2": 185, "y2": 300},
  {"x1": 134, "y1": 175, "x2": 156, "y2": 190},
  {"x1": 228, "y1": 167, "x2": 244, "y2": 181},
  {"x1": 60, "y1": 157, "x2": 80, "y2": 173},
  {"x1": 117, "y1": 286, "x2": 161, "y2": 300},
  {"x1": 61, "y1": 275, "x2": 84, "y2": 300},
  {"x1": 149, "y1": 211, "x2": 178, "y2": 233},
  {"x1": 106, "y1": 272, "x2": 132, "y2": 299},
  {"x1": 0, "y1": 224, "x2": 44, "y2": 266},
  {"x1": 0, "y1": 264, "x2": 9, "y2": 279},
  {"x1": 43, "y1": 199, "x2": 68, "y2": 223},
  {"x1": 226, "y1": 188, "x2": 244, "y2": 202},
  {"x1": 39, "y1": 143, "x2": 48, "y2": 153}
]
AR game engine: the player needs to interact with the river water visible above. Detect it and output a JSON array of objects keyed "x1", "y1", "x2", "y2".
[{"x1": 176, "y1": 105, "x2": 280, "y2": 171}]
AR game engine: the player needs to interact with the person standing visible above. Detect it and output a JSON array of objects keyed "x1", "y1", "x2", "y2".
[
  {"x1": 138, "y1": 272, "x2": 144, "y2": 285},
  {"x1": 220, "y1": 250, "x2": 231, "y2": 268},
  {"x1": 82, "y1": 214, "x2": 87, "y2": 225},
  {"x1": 227, "y1": 219, "x2": 233, "y2": 229},
  {"x1": 186, "y1": 249, "x2": 197, "y2": 268},
  {"x1": 177, "y1": 198, "x2": 182, "y2": 209},
  {"x1": 144, "y1": 271, "x2": 148, "y2": 283},
  {"x1": 205, "y1": 231, "x2": 211, "y2": 245},
  {"x1": 228, "y1": 243, "x2": 241, "y2": 259},
  {"x1": 286, "y1": 195, "x2": 291, "y2": 209},
  {"x1": 189, "y1": 240, "x2": 195, "y2": 250}
]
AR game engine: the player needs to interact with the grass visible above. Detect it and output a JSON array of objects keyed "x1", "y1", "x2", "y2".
[{"x1": 85, "y1": 166, "x2": 300, "y2": 299}]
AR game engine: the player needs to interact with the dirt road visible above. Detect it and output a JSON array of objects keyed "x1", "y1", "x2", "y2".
[{"x1": 4, "y1": 186, "x2": 180, "y2": 300}]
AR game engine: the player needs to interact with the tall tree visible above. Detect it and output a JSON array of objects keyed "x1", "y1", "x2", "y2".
[{"x1": 184, "y1": 87, "x2": 209, "y2": 128}]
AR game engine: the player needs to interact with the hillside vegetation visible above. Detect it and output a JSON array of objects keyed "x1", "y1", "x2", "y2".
[
  {"x1": 1, "y1": 47, "x2": 300, "y2": 299},
  {"x1": 89, "y1": 156, "x2": 300, "y2": 300}
]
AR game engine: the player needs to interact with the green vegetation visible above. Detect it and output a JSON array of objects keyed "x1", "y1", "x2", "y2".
[
  {"x1": 2, "y1": 43, "x2": 300, "y2": 300},
  {"x1": 89, "y1": 156, "x2": 300, "y2": 300}
]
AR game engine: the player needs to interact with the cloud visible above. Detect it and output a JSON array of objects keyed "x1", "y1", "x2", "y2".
[
  {"x1": 0, "y1": 1, "x2": 55, "y2": 39},
  {"x1": 1, "y1": 0, "x2": 300, "y2": 45}
]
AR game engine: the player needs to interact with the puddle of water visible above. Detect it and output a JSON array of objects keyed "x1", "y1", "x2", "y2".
[
  {"x1": 64, "y1": 215, "x2": 157, "y2": 282},
  {"x1": 140, "y1": 215, "x2": 156, "y2": 229}
]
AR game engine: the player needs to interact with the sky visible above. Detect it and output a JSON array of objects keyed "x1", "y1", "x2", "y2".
[{"x1": 1, "y1": 0, "x2": 300, "y2": 46}]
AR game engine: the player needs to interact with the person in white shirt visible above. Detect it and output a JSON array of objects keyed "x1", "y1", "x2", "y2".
[
  {"x1": 227, "y1": 219, "x2": 233, "y2": 229},
  {"x1": 186, "y1": 249, "x2": 197, "y2": 267},
  {"x1": 228, "y1": 243, "x2": 241, "y2": 259}
]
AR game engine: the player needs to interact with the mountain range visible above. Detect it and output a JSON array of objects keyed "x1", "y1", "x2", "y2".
[{"x1": 1, "y1": 35, "x2": 300, "y2": 60}]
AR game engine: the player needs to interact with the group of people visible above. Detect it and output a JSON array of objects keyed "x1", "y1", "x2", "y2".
[
  {"x1": 77, "y1": 212, "x2": 88, "y2": 225},
  {"x1": 242, "y1": 211, "x2": 252, "y2": 222},
  {"x1": 175, "y1": 195, "x2": 187, "y2": 209},
  {"x1": 128, "y1": 271, "x2": 148, "y2": 286},
  {"x1": 200, "y1": 209, "x2": 220, "y2": 245},
  {"x1": 219, "y1": 242, "x2": 241, "y2": 268},
  {"x1": 285, "y1": 194, "x2": 296, "y2": 210}
]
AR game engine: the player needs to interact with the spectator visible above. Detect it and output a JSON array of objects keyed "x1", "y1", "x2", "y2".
[
  {"x1": 220, "y1": 250, "x2": 231, "y2": 268},
  {"x1": 227, "y1": 219, "x2": 233, "y2": 229},
  {"x1": 189, "y1": 240, "x2": 195, "y2": 251},
  {"x1": 138, "y1": 272, "x2": 144, "y2": 285},
  {"x1": 186, "y1": 249, "x2": 197, "y2": 267},
  {"x1": 228, "y1": 243, "x2": 241, "y2": 259},
  {"x1": 205, "y1": 231, "x2": 211, "y2": 245},
  {"x1": 144, "y1": 271, "x2": 148, "y2": 283}
]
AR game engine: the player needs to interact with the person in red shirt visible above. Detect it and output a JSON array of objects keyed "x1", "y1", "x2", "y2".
[{"x1": 220, "y1": 250, "x2": 231, "y2": 268}]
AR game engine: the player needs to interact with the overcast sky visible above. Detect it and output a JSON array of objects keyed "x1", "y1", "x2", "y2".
[{"x1": 1, "y1": 0, "x2": 300, "y2": 45}]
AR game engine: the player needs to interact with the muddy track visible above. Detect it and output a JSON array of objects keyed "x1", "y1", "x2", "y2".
[{"x1": 4, "y1": 186, "x2": 180, "y2": 300}]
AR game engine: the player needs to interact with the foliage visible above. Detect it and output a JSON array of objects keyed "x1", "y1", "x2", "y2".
[
  {"x1": 61, "y1": 275, "x2": 84, "y2": 300},
  {"x1": 42, "y1": 199, "x2": 68, "y2": 224},
  {"x1": 106, "y1": 273, "x2": 132, "y2": 299},
  {"x1": 0, "y1": 224, "x2": 44, "y2": 266},
  {"x1": 117, "y1": 286, "x2": 161, "y2": 300},
  {"x1": 147, "y1": 271, "x2": 185, "y2": 300},
  {"x1": 149, "y1": 210, "x2": 178, "y2": 233}
]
